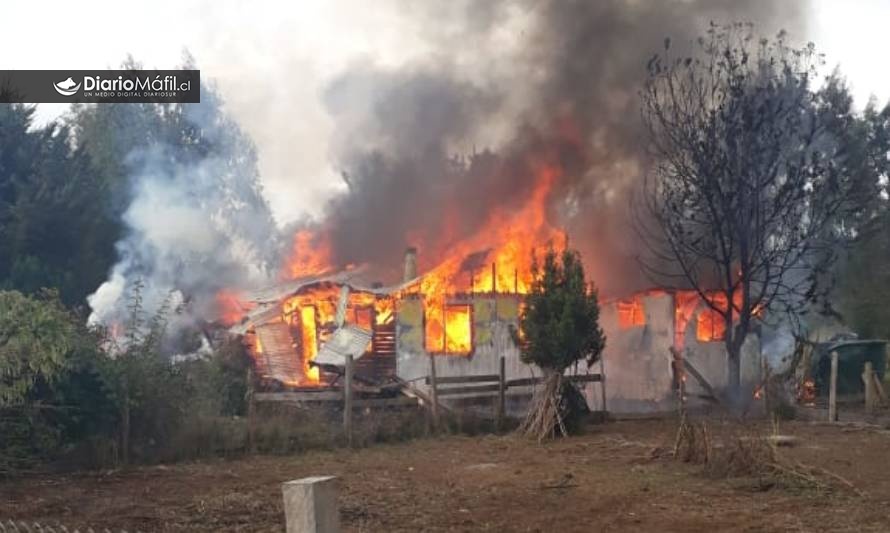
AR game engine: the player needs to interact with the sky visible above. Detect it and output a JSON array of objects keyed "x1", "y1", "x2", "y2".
[{"x1": 2, "y1": 0, "x2": 888, "y2": 227}]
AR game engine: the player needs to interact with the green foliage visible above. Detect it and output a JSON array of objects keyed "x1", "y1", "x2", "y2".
[
  {"x1": 0, "y1": 289, "x2": 114, "y2": 473},
  {"x1": 0, "y1": 105, "x2": 119, "y2": 306},
  {"x1": 0, "y1": 58, "x2": 274, "y2": 309},
  {"x1": 0, "y1": 56, "x2": 276, "y2": 472},
  {"x1": 0, "y1": 290, "x2": 78, "y2": 404},
  {"x1": 837, "y1": 207, "x2": 890, "y2": 339},
  {"x1": 832, "y1": 97, "x2": 890, "y2": 338},
  {"x1": 0, "y1": 283, "x2": 254, "y2": 473},
  {"x1": 517, "y1": 247, "x2": 605, "y2": 372},
  {"x1": 181, "y1": 337, "x2": 252, "y2": 417}
]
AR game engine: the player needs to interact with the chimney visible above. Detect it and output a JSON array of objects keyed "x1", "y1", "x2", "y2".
[{"x1": 403, "y1": 247, "x2": 418, "y2": 282}]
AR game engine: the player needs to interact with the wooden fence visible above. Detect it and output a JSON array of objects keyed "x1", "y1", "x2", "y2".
[
  {"x1": 252, "y1": 354, "x2": 607, "y2": 445},
  {"x1": 424, "y1": 355, "x2": 605, "y2": 429}
]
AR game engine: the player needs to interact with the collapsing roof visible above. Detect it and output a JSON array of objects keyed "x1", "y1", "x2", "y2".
[
  {"x1": 254, "y1": 322, "x2": 302, "y2": 384},
  {"x1": 314, "y1": 325, "x2": 374, "y2": 367},
  {"x1": 230, "y1": 266, "x2": 407, "y2": 387},
  {"x1": 229, "y1": 266, "x2": 418, "y2": 335}
]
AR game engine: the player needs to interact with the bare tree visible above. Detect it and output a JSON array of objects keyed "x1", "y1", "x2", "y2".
[{"x1": 637, "y1": 23, "x2": 854, "y2": 398}]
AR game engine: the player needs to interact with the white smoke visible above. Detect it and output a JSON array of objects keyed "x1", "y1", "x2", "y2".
[{"x1": 87, "y1": 97, "x2": 279, "y2": 336}]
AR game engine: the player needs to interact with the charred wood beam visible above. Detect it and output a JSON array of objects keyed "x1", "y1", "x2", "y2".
[
  {"x1": 425, "y1": 374, "x2": 500, "y2": 385},
  {"x1": 435, "y1": 383, "x2": 502, "y2": 396},
  {"x1": 507, "y1": 374, "x2": 601, "y2": 388}
]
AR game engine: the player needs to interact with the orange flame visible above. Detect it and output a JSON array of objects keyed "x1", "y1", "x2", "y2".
[
  {"x1": 233, "y1": 138, "x2": 575, "y2": 383},
  {"x1": 276, "y1": 284, "x2": 389, "y2": 385},
  {"x1": 674, "y1": 287, "x2": 763, "y2": 347},
  {"x1": 283, "y1": 229, "x2": 335, "y2": 280},
  {"x1": 798, "y1": 378, "x2": 816, "y2": 405},
  {"x1": 413, "y1": 160, "x2": 565, "y2": 355},
  {"x1": 299, "y1": 306, "x2": 320, "y2": 384},
  {"x1": 215, "y1": 289, "x2": 255, "y2": 326},
  {"x1": 617, "y1": 296, "x2": 645, "y2": 329}
]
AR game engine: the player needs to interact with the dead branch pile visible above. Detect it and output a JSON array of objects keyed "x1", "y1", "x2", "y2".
[
  {"x1": 520, "y1": 373, "x2": 567, "y2": 441},
  {"x1": 519, "y1": 373, "x2": 588, "y2": 441},
  {"x1": 672, "y1": 417, "x2": 864, "y2": 495}
]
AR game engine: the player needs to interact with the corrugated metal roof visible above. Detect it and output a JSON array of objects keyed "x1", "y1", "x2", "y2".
[
  {"x1": 314, "y1": 325, "x2": 373, "y2": 367},
  {"x1": 229, "y1": 267, "x2": 421, "y2": 334},
  {"x1": 254, "y1": 322, "x2": 301, "y2": 383},
  {"x1": 229, "y1": 302, "x2": 280, "y2": 335},
  {"x1": 247, "y1": 267, "x2": 421, "y2": 304}
]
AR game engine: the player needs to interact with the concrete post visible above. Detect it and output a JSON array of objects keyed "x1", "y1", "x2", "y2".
[
  {"x1": 282, "y1": 476, "x2": 340, "y2": 533},
  {"x1": 829, "y1": 351, "x2": 838, "y2": 423}
]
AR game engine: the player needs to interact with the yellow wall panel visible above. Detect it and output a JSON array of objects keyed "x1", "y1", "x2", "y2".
[{"x1": 496, "y1": 296, "x2": 519, "y2": 322}]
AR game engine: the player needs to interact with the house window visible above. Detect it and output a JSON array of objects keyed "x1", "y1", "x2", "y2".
[
  {"x1": 424, "y1": 303, "x2": 473, "y2": 355},
  {"x1": 617, "y1": 297, "x2": 645, "y2": 329},
  {"x1": 696, "y1": 308, "x2": 726, "y2": 342},
  {"x1": 444, "y1": 305, "x2": 472, "y2": 354}
]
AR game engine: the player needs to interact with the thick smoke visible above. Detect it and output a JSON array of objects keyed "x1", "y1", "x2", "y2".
[
  {"x1": 88, "y1": 92, "x2": 279, "y2": 335},
  {"x1": 87, "y1": 1, "x2": 810, "y2": 339},
  {"x1": 301, "y1": 0, "x2": 808, "y2": 295}
]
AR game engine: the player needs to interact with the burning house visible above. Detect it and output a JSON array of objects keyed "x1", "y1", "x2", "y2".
[
  {"x1": 212, "y1": 2, "x2": 810, "y2": 416},
  {"x1": 227, "y1": 243, "x2": 762, "y2": 414}
]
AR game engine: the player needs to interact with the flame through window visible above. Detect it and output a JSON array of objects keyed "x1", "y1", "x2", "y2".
[
  {"x1": 425, "y1": 303, "x2": 473, "y2": 355},
  {"x1": 617, "y1": 297, "x2": 645, "y2": 328}
]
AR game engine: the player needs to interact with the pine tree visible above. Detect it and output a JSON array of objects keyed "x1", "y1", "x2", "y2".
[{"x1": 517, "y1": 247, "x2": 605, "y2": 439}]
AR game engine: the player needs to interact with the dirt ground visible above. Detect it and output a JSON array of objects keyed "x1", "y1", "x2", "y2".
[{"x1": 2, "y1": 418, "x2": 890, "y2": 532}]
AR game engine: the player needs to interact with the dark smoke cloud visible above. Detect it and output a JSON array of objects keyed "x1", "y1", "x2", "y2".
[{"x1": 297, "y1": 0, "x2": 809, "y2": 295}]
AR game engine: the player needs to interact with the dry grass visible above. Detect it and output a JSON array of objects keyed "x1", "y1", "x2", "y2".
[{"x1": 672, "y1": 415, "x2": 864, "y2": 495}]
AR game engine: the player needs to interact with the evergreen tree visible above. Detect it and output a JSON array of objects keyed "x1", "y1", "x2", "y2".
[
  {"x1": 517, "y1": 247, "x2": 605, "y2": 440},
  {"x1": 519, "y1": 247, "x2": 605, "y2": 372},
  {"x1": 0, "y1": 105, "x2": 119, "y2": 307}
]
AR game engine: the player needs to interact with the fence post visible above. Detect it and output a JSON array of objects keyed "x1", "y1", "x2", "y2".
[
  {"x1": 829, "y1": 351, "x2": 839, "y2": 423},
  {"x1": 863, "y1": 361, "x2": 875, "y2": 414},
  {"x1": 599, "y1": 354, "x2": 608, "y2": 417},
  {"x1": 496, "y1": 355, "x2": 506, "y2": 429},
  {"x1": 344, "y1": 355, "x2": 353, "y2": 446},
  {"x1": 762, "y1": 358, "x2": 771, "y2": 416},
  {"x1": 247, "y1": 367, "x2": 257, "y2": 453},
  {"x1": 429, "y1": 355, "x2": 440, "y2": 430}
]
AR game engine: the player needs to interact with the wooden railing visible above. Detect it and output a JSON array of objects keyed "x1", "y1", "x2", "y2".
[
  {"x1": 251, "y1": 355, "x2": 607, "y2": 444},
  {"x1": 425, "y1": 356, "x2": 605, "y2": 429}
]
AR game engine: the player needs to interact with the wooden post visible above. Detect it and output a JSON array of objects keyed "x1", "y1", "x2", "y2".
[
  {"x1": 429, "y1": 355, "x2": 440, "y2": 430},
  {"x1": 829, "y1": 350, "x2": 839, "y2": 423},
  {"x1": 598, "y1": 354, "x2": 607, "y2": 416},
  {"x1": 496, "y1": 356, "x2": 506, "y2": 429},
  {"x1": 670, "y1": 348, "x2": 686, "y2": 416},
  {"x1": 343, "y1": 355, "x2": 354, "y2": 446},
  {"x1": 863, "y1": 361, "x2": 875, "y2": 414},
  {"x1": 762, "y1": 357, "x2": 771, "y2": 416},
  {"x1": 247, "y1": 368, "x2": 257, "y2": 453},
  {"x1": 121, "y1": 376, "x2": 130, "y2": 465},
  {"x1": 491, "y1": 262, "x2": 497, "y2": 293},
  {"x1": 874, "y1": 373, "x2": 888, "y2": 406}
]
